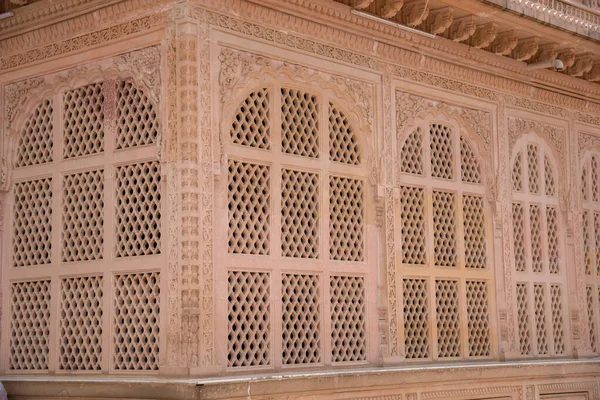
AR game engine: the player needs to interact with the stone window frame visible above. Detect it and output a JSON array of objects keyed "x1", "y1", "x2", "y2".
[
  {"x1": 510, "y1": 133, "x2": 569, "y2": 358},
  {"x1": 395, "y1": 114, "x2": 496, "y2": 362},
  {"x1": 580, "y1": 150, "x2": 600, "y2": 354},
  {"x1": 219, "y1": 81, "x2": 372, "y2": 371},
  {"x1": 2, "y1": 77, "x2": 166, "y2": 373}
]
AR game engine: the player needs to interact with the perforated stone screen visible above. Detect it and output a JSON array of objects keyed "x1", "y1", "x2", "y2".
[
  {"x1": 224, "y1": 83, "x2": 368, "y2": 368},
  {"x1": 396, "y1": 116, "x2": 492, "y2": 361},
  {"x1": 227, "y1": 271, "x2": 271, "y2": 367},
  {"x1": 115, "y1": 161, "x2": 161, "y2": 257},
  {"x1": 63, "y1": 83, "x2": 104, "y2": 159},
  {"x1": 116, "y1": 81, "x2": 159, "y2": 149},
  {"x1": 113, "y1": 272, "x2": 160, "y2": 370},
  {"x1": 9, "y1": 280, "x2": 51, "y2": 370},
  {"x1": 8, "y1": 77, "x2": 163, "y2": 374},
  {"x1": 13, "y1": 178, "x2": 53, "y2": 267},
  {"x1": 16, "y1": 99, "x2": 53, "y2": 167},
  {"x1": 60, "y1": 276, "x2": 103, "y2": 370},
  {"x1": 512, "y1": 138, "x2": 565, "y2": 358}
]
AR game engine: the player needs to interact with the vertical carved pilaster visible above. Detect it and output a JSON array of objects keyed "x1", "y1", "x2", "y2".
[
  {"x1": 497, "y1": 97, "x2": 517, "y2": 356},
  {"x1": 572, "y1": 129, "x2": 593, "y2": 357},
  {"x1": 382, "y1": 66, "x2": 399, "y2": 358},
  {"x1": 165, "y1": 8, "x2": 182, "y2": 370},
  {"x1": 176, "y1": 16, "x2": 202, "y2": 369},
  {"x1": 197, "y1": 10, "x2": 214, "y2": 368}
]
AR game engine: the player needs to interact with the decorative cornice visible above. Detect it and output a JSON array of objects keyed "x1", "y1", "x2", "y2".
[
  {"x1": 421, "y1": 386, "x2": 521, "y2": 399},
  {"x1": 0, "y1": 12, "x2": 167, "y2": 72}
]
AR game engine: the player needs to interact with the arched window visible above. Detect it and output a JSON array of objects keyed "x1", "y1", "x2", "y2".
[
  {"x1": 7, "y1": 79, "x2": 163, "y2": 372},
  {"x1": 397, "y1": 117, "x2": 493, "y2": 361},
  {"x1": 224, "y1": 85, "x2": 369, "y2": 369},
  {"x1": 580, "y1": 152, "x2": 600, "y2": 353},
  {"x1": 511, "y1": 136, "x2": 566, "y2": 357}
]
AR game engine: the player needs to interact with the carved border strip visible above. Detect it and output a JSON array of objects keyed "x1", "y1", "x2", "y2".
[{"x1": 421, "y1": 385, "x2": 522, "y2": 399}]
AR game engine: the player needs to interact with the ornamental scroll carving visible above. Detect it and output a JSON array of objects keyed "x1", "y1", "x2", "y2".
[
  {"x1": 579, "y1": 132, "x2": 600, "y2": 154},
  {"x1": 218, "y1": 47, "x2": 376, "y2": 182},
  {"x1": 395, "y1": 91, "x2": 493, "y2": 201},
  {"x1": 508, "y1": 117, "x2": 568, "y2": 210},
  {"x1": 218, "y1": 47, "x2": 374, "y2": 129},
  {"x1": 2, "y1": 46, "x2": 161, "y2": 192}
]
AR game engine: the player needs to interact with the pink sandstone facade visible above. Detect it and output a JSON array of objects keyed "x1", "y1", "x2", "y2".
[{"x1": 0, "y1": 0, "x2": 600, "y2": 398}]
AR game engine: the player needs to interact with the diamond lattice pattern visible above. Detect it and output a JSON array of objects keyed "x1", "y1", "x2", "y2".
[
  {"x1": 547, "y1": 206, "x2": 559, "y2": 274},
  {"x1": 534, "y1": 283, "x2": 548, "y2": 355},
  {"x1": 460, "y1": 137, "x2": 481, "y2": 184},
  {"x1": 587, "y1": 286, "x2": 597, "y2": 353},
  {"x1": 330, "y1": 276, "x2": 366, "y2": 362},
  {"x1": 113, "y1": 272, "x2": 160, "y2": 370},
  {"x1": 544, "y1": 156, "x2": 556, "y2": 196},
  {"x1": 227, "y1": 271, "x2": 270, "y2": 367},
  {"x1": 404, "y1": 278, "x2": 429, "y2": 359},
  {"x1": 116, "y1": 81, "x2": 159, "y2": 149},
  {"x1": 13, "y1": 178, "x2": 52, "y2": 267},
  {"x1": 228, "y1": 160, "x2": 270, "y2": 255},
  {"x1": 512, "y1": 152, "x2": 523, "y2": 191},
  {"x1": 400, "y1": 186, "x2": 427, "y2": 265},
  {"x1": 517, "y1": 283, "x2": 531, "y2": 355},
  {"x1": 281, "y1": 169, "x2": 319, "y2": 259},
  {"x1": 62, "y1": 170, "x2": 104, "y2": 262},
  {"x1": 436, "y1": 279, "x2": 460, "y2": 358},
  {"x1": 329, "y1": 176, "x2": 364, "y2": 261},
  {"x1": 527, "y1": 144, "x2": 540, "y2": 194},
  {"x1": 115, "y1": 161, "x2": 161, "y2": 257},
  {"x1": 430, "y1": 123, "x2": 454, "y2": 179},
  {"x1": 512, "y1": 203, "x2": 526, "y2": 272},
  {"x1": 433, "y1": 191, "x2": 457, "y2": 267},
  {"x1": 281, "y1": 88, "x2": 319, "y2": 158},
  {"x1": 59, "y1": 276, "x2": 103, "y2": 370},
  {"x1": 10, "y1": 280, "x2": 51, "y2": 370},
  {"x1": 400, "y1": 128, "x2": 424, "y2": 175},
  {"x1": 63, "y1": 83, "x2": 104, "y2": 159},
  {"x1": 16, "y1": 99, "x2": 53, "y2": 167},
  {"x1": 329, "y1": 103, "x2": 360, "y2": 165},
  {"x1": 530, "y1": 204, "x2": 543, "y2": 273},
  {"x1": 230, "y1": 88, "x2": 270, "y2": 149},
  {"x1": 281, "y1": 273, "x2": 321, "y2": 365},
  {"x1": 466, "y1": 280, "x2": 490, "y2": 357},
  {"x1": 463, "y1": 195, "x2": 486, "y2": 269},
  {"x1": 550, "y1": 284, "x2": 565, "y2": 355}
]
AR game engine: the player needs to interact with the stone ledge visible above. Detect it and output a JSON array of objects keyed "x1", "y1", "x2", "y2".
[{"x1": 2, "y1": 359, "x2": 599, "y2": 399}]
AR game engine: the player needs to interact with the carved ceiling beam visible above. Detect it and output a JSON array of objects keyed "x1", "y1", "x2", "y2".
[
  {"x1": 530, "y1": 43, "x2": 558, "y2": 63},
  {"x1": 382, "y1": 0, "x2": 404, "y2": 18},
  {"x1": 486, "y1": 29, "x2": 519, "y2": 56},
  {"x1": 557, "y1": 49, "x2": 576, "y2": 68},
  {"x1": 400, "y1": 1, "x2": 430, "y2": 27},
  {"x1": 468, "y1": 22, "x2": 498, "y2": 49},
  {"x1": 420, "y1": 7, "x2": 453, "y2": 35},
  {"x1": 445, "y1": 15, "x2": 476, "y2": 42},
  {"x1": 354, "y1": 0, "x2": 376, "y2": 9},
  {"x1": 567, "y1": 55, "x2": 594, "y2": 77},
  {"x1": 511, "y1": 37, "x2": 539, "y2": 61},
  {"x1": 584, "y1": 64, "x2": 600, "y2": 82}
]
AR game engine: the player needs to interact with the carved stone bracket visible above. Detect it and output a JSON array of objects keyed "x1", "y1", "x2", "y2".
[
  {"x1": 568, "y1": 55, "x2": 594, "y2": 77},
  {"x1": 511, "y1": 37, "x2": 539, "y2": 62},
  {"x1": 469, "y1": 22, "x2": 498, "y2": 49},
  {"x1": 446, "y1": 15, "x2": 476, "y2": 42},
  {"x1": 487, "y1": 29, "x2": 519, "y2": 56},
  {"x1": 420, "y1": 7, "x2": 453, "y2": 35}
]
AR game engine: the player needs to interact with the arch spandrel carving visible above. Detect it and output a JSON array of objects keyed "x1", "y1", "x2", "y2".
[
  {"x1": 508, "y1": 118, "x2": 568, "y2": 211},
  {"x1": 395, "y1": 91, "x2": 494, "y2": 201},
  {"x1": 1, "y1": 46, "x2": 162, "y2": 192},
  {"x1": 218, "y1": 46, "x2": 378, "y2": 185}
]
